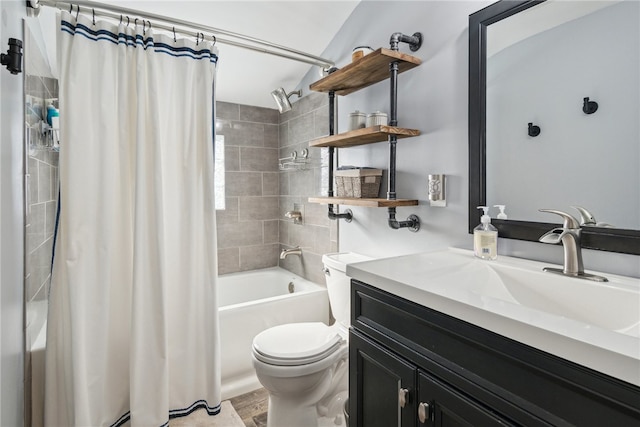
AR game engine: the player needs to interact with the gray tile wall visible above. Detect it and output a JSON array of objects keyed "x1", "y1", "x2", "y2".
[
  {"x1": 25, "y1": 75, "x2": 59, "y2": 305},
  {"x1": 278, "y1": 92, "x2": 338, "y2": 285},
  {"x1": 215, "y1": 94, "x2": 338, "y2": 284},
  {"x1": 215, "y1": 101, "x2": 281, "y2": 274}
]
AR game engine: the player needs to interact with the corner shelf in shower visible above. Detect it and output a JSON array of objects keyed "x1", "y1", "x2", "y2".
[
  {"x1": 308, "y1": 197, "x2": 418, "y2": 208},
  {"x1": 309, "y1": 125, "x2": 420, "y2": 148},
  {"x1": 310, "y1": 48, "x2": 422, "y2": 95}
]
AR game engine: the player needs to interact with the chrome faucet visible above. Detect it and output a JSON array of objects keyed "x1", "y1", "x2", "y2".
[
  {"x1": 280, "y1": 246, "x2": 302, "y2": 259},
  {"x1": 538, "y1": 209, "x2": 607, "y2": 282}
]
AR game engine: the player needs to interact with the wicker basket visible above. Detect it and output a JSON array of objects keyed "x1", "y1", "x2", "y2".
[{"x1": 335, "y1": 169, "x2": 383, "y2": 198}]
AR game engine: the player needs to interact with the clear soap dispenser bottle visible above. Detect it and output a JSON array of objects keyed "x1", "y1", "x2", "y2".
[{"x1": 474, "y1": 206, "x2": 498, "y2": 260}]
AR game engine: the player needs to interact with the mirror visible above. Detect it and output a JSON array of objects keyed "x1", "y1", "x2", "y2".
[{"x1": 469, "y1": 0, "x2": 640, "y2": 255}]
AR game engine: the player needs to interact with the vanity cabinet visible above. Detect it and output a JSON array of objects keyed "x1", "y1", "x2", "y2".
[{"x1": 348, "y1": 280, "x2": 640, "y2": 427}]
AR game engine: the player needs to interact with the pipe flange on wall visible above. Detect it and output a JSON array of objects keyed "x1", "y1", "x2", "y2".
[{"x1": 406, "y1": 214, "x2": 420, "y2": 232}]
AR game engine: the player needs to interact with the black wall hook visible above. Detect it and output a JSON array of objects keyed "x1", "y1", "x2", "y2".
[
  {"x1": 583, "y1": 97, "x2": 598, "y2": 114},
  {"x1": 528, "y1": 122, "x2": 541, "y2": 137}
]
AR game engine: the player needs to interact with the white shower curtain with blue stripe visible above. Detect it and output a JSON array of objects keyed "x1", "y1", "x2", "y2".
[{"x1": 45, "y1": 11, "x2": 221, "y2": 426}]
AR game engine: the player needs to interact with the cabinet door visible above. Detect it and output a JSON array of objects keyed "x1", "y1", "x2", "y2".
[
  {"x1": 417, "y1": 372, "x2": 515, "y2": 427},
  {"x1": 350, "y1": 330, "x2": 417, "y2": 427}
]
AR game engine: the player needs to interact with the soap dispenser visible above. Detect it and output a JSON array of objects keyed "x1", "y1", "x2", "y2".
[
  {"x1": 494, "y1": 205, "x2": 508, "y2": 220},
  {"x1": 474, "y1": 206, "x2": 498, "y2": 260}
]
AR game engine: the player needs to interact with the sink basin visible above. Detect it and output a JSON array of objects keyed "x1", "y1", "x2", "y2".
[
  {"x1": 346, "y1": 248, "x2": 640, "y2": 385},
  {"x1": 487, "y1": 263, "x2": 640, "y2": 336},
  {"x1": 384, "y1": 250, "x2": 640, "y2": 337}
]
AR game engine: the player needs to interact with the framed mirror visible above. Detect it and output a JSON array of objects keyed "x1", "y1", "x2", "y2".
[{"x1": 469, "y1": 0, "x2": 640, "y2": 255}]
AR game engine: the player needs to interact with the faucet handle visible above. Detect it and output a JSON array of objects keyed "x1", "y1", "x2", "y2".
[
  {"x1": 539, "y1": 209, "x2": 581, "y2": 229},
  {"x1": 571, "y1": 206, "x2": 597, "y2": 226}
]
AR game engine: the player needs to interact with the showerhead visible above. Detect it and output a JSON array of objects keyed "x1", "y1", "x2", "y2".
[{"x1": 271, "y1": 87, "x2": 302, "y2": 113}]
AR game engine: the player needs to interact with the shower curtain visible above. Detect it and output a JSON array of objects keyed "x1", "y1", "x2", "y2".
[{"x1": 45, "y1": 11, "x2": 221, "y2": 427}]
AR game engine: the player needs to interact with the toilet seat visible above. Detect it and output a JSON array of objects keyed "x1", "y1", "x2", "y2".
[{"x1": 253, "y1": 322, "x2": 343, "y2": 366}]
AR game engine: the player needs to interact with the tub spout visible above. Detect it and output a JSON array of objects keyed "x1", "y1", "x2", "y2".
[{"x1": 280, "y1": 247, "x2": 302, "y2": 259}]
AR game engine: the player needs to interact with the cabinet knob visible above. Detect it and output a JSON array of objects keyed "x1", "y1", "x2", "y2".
[
  {"x1": 418, "y1": 402, "x2": 431, "y2": 424},
  {"x1": 399, "y1": 388, "x2": 410, "y2": 408}
]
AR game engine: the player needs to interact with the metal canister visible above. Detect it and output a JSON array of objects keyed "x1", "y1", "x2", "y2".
[
  {"x1": 349, "y1": 110, "x2": 367, "y2": 130},
  {"x1": 366, "y1": 111, "x2": 388, "y2": 127}
]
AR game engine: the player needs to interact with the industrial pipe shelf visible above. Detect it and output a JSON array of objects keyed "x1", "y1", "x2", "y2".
[
  {"x1": 309, "y1": 125, "x2": 420, "y2": 148},
  {"x1": 310, "y1": 48, "x2": 421, "y2": 96},
  {"x1": 308, "y1": 197, "x2": 418, "y2": 208}
]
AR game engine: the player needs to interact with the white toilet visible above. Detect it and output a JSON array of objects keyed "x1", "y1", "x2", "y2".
[{"x1": 252, "y1": 252, "x2": 371, "y2": 427}]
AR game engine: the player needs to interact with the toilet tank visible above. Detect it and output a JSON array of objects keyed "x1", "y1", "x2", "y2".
[{"x1": 322, "y1": 252, "x2": 372, "y2": 327}]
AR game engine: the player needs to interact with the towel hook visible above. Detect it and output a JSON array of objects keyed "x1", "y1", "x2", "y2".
[
  {"x1": 528, "y1": 122, "x2": 541, "y2": 137},
  {"x1": 583, "y1": 97, "x2": 598, "y2": 115}
]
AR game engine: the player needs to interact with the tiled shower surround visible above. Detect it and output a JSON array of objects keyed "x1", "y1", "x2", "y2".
[
  {"x1": 25, "y1": 75, "x2": 59, "y2": 304},
  {"x1": 215, "y1": 92, "x2": 337, "y2": 284}
]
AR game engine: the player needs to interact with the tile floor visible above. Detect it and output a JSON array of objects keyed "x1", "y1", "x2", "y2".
[{"x1": 229, "y1": 388, "x2": 269, "y2": 427}]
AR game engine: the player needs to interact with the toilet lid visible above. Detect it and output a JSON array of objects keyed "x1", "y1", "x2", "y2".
[{"x1": 253, "y1": 322, "x2": 343, "y2": 366}]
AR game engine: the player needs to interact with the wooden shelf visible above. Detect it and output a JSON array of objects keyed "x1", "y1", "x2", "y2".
[
  {"x1": 310, "y1": 48, "x2": 421, "y2": 96},
  {"x1": 308, "y1": 197, "x2": 419, "y2": 208},
  {"x1": 310, "y1": 125, "x2": 420, "y2": 148}
]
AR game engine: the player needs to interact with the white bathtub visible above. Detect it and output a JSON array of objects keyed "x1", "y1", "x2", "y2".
[
  {"x1": 219, "y1": 267, "x2": 330, "y2": 399},
  {"x1": 28, "y1": 267, "x2": 330, "y2": 419}
]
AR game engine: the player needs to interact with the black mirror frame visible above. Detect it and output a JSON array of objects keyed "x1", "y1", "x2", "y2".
[{"x1": 468, "y1": 0, "x2": 640, "y2": 255}]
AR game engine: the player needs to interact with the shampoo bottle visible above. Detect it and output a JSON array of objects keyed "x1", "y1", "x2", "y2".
[{"x1": 474, "y1": 206, "x2": 497, "y2": 260}]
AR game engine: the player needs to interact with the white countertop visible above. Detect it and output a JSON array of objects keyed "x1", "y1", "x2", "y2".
[{"x1": 347, "y1": 248, "x2": 640, "y2": 387}]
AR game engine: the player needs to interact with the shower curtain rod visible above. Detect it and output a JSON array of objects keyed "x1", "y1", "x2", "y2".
[{"x1": 29, "y1": 0, "x2": 335, "y2": 69}]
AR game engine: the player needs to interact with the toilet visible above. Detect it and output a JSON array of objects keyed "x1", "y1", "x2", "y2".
[{"x1": 251, "y1": 252, "x2": 371, "y2": 427}]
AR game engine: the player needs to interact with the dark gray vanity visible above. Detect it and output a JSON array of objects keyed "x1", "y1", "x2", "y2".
[{"x1": 348, "y1": 278, "x2": 640, "y2": 426}]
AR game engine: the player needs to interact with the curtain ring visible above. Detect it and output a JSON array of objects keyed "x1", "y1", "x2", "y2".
[
  {"x1": 196, "y1": 32, "x2": 199, "y2": 45},
  {"x1": 119, "y1": 15, "x2": 123, "y2": 25},
  {"x1": 92, "y1": 8, "x2": 96, "y2": 25},
  {"x1": 147, "y1": 20, "x2": 151, "y2": 32},
  {"x1": 173, "y1": 27, "x2": 177, "y2": 43},
  {"x1": 134, "y1": 18, "x2": 138, "y2": 29},
  {"x1": 211, "y1": 35, "x2": 217, "y2": 46},
  {"x1": 126, "y1": 16, "x2": 130, "y2": 27},
  {"x1": 74, "y1": 4, "x2": 80, "y2": 20},
  {"x1": 142, "y1": 20, "x2": 146, "y2": 35}
]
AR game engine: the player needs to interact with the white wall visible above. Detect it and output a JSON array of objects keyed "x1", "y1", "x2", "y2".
[
  {"x1": 299, "y1": 0, "x2": 640, "y2": 278},
  {"x1": 1, "y1": 0, "x2": 26, "y2": 425}
]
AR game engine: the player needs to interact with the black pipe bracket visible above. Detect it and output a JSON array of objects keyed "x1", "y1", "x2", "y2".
[
  {"x1": 1, "y1": 38, "x2": 23, "y2": 75},
  {"x1": 389, "y1": 32, "x2": 423, "y2": 52}
]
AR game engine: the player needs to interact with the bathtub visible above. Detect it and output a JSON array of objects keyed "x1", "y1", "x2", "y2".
[
  {"x1": 28, "y1": 267, "x2": 330, "y2": 420},
  {"x1": 219, "y1": 267, "x2": 330, "y2": 399}
]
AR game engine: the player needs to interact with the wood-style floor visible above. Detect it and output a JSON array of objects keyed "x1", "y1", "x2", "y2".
[{"x1": 229, "y1": 388, "x2": 269, "y2": 427}]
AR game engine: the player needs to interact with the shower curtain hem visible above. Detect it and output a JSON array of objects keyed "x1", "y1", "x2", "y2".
[{"x1": 109, "y1": 400, "x2": 222, "y2": 427}]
